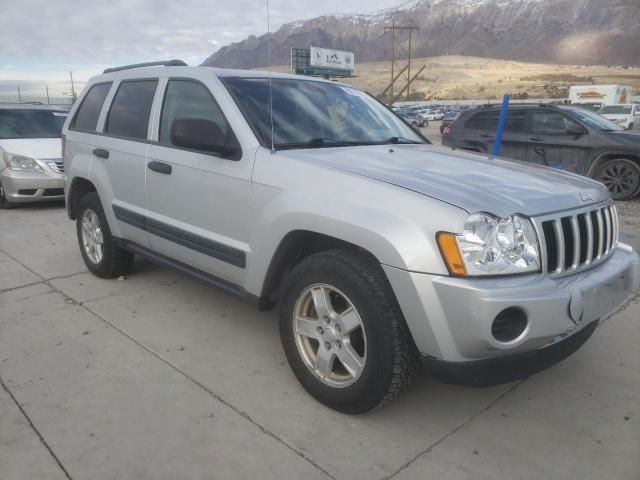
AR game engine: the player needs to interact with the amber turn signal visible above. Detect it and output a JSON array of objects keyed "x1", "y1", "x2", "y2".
[{"x1": 436, "y1": 232, "x2": 467, "y2": 276}]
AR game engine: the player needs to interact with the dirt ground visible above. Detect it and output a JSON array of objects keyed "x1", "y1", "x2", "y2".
[{"x1": 265, "y1": 55, "x2": 640, "y2": 100}]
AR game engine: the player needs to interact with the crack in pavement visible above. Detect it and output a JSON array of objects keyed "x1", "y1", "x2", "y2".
[
  {"x1": 0, "y1": 270, "x2": 87, "y2": 295},
  {"x1": 0, "y1": 376, "x2": 74, "y2": 480},
  {"x1": 384, "y1": 380, "x2": 525, "y2": 480}
]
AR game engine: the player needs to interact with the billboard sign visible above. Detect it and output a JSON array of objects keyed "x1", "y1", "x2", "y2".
[{"x1": 310, "y1": 46, "x2": 354, "y2": 72}]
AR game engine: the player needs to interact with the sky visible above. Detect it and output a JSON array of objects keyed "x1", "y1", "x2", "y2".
[{"x1": 0, "y1": 0, "x2": 399, "y2": 99}]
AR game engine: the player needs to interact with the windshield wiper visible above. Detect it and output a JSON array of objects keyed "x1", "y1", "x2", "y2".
[
  {"x1": 274, "y1": 137, "x2": 377, "y2": 150},
  {"x1": 387, "y1": 136, "x2": 421, "y2": 144},
  {"x1": 273, "y1": 136, "x2": 423, "y2": 150}
]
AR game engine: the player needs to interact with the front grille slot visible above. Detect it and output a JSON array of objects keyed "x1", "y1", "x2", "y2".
[
  {"x1": 577, "y1": 214, "x2": 588, "y2": 264},
  {"x1": 539, "y1": 204, "x2": 617, "y2": 275},
  {"x1": 45, "y1": 159, "x2": 64, "y2": 174}
]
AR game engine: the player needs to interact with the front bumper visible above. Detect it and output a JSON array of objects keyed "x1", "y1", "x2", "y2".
[
  {"x1": 0, "y1": 169, "x2": 64, "y2": 203},
  {"x1": 383, "y1": 244, "x2": 640, "y2": 365},
  {"x1": 425, "y1": 319, "x2": 599, "y2": 387}
]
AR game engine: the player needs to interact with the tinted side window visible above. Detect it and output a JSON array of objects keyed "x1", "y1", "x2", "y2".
[
  {"x1": 106, "y1": 80, "x2": 158, "y2": 140},
  {"x1": 465, "y1": 109, "x2": 526, "y2": 133},
  {"x1": 72, "y1": 83, "x2": 111, "y2": 132},
  {"x1": 531, "y1": 111, "x2": 579, "y2": 135},
  {"x1": 159, "y1": 80, "x2": 229, "y2": 146},
  {"x1": 465, "y1": 111, "x2": 498, "y2": 130},
  {"x1": 504, "y1": 110, "x2": 526, "y2": 133}
]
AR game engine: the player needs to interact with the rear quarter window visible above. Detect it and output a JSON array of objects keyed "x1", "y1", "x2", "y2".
[{"x1": 72, "y1": 82, "x2": 112, "y2": 132}]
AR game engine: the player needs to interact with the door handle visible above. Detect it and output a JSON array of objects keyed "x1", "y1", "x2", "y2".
[
  {"x1": 147, "y1": 161, "x2": 172, "y2": 175},
  {"x1": 529, "y1": 137, "x2": 544, "y2": 142},
  {"x1": 480, "y1": 133, "x2": 493, "y2": 138},
  {"x1": 92, "y1": 148, "x2": 109, "y2": 159}
]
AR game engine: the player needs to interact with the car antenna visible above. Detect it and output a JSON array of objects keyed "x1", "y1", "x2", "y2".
[{"x1": 267, "y1": 0, "x2": 275, "y2": 153}]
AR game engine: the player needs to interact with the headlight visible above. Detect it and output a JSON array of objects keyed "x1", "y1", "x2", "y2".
[
  {"x1": 438, "y1": 213, "x2": 540, "y2": 276},
  {"x1": 3, "y1": 153, "x2": 43, "y2": 172}
]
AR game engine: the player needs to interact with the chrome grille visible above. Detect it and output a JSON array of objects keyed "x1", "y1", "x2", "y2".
[
  {"x1": 536, "y1": 203, "x2": 618, "y2": 276},
  {"x1": 45, "y1": 159, "x2": 64, "y2": 174}
]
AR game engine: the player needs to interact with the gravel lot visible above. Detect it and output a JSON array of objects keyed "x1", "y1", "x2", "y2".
[{"x1": 1, "y1": 151, "x2": 639, "y2": 479}]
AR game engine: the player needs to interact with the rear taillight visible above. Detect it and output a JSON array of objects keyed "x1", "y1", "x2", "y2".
[
  {"x1": 61, "y1": 134, "x2": 66, "y2": 160},
  {"x1": 443, "y1": 126, "x2": 451, "y2": 135}
]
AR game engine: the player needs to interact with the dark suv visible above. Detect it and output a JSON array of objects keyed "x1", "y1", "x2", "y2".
[{"x1": 442, "y1": 104, "x2": 640, "y2": 200}]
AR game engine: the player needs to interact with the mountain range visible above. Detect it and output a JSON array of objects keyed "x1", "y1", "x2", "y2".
[{"x1": 202, "y1": 0, "x2": 640, "y2": 69}]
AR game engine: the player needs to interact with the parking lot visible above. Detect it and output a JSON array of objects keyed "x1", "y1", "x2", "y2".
[{"x1": 1, "y1": 174, "x2": 639, "y2": 479}]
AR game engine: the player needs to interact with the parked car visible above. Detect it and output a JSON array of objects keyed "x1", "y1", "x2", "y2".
[
  {"x1": 398, "y1": 111, "x2": 426, "y2": 128},
  {"x1": 0, "y1": 104, "x2": 68, "y2": 208},
  {"x1": 63, "y1": 62, "x2": 640, "y2": 413},
  {"x1": 442, "y1": 104, "x2": 640, "y2": 200},
  {"x1": 573, "y1": 102, "x2": 604, "y2": 113},
  {"x1": 597, "y1": 104, "x2": 640, "y2": 130},
  {"x1": 418, "y1": 109, "x2": 444, "y2": 121},
  {"x1": 440, "y1": 111, "x2": 459, "y2": 134}
]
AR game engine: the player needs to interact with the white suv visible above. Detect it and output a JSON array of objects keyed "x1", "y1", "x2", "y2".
[{"x1": 63, "y1": 61, "x2": 639, "y2": 413}]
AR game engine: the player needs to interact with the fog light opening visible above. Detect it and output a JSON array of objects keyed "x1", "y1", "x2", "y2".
[{"x1": 492, "y1": 307, "x2": 528, "y2": 343}]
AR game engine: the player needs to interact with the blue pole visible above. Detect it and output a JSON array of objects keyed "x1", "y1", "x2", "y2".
[{"x1": 491, "y1": 94, "x2": 510, "y2": 157}]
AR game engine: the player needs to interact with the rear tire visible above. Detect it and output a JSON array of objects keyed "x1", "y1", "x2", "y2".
[
  {"x1": 76, "y1": 192, "x2": 134, "y2": 278},
  {"x1": 594, "y1": 158, "x2": 640, "y2": 201},
  {"x1": 279, "y1": 249, "x2": 418, "y2": 413}
]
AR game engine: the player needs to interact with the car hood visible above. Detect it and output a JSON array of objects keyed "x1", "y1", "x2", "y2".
[
  {"x1": 601, "y1": 113, "x2": 632, "y2": 120},
  {"x1": 282, "y1": 144, "x2": 609, "y2": 218},
  {"x1": 0, "y1": 138, "x2": 62, "y2": 159},
  {"x1": 607, "y1": 130, "x2": 640, "y2": 145}
]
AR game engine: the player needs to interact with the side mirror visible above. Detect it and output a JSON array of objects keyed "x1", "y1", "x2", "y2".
[
  {"x1": 567, "y1": 125, "x2": 586, "y2": 136},
  {"x1": 170, "y1": 118, "x2": 238, "y2": 156}
]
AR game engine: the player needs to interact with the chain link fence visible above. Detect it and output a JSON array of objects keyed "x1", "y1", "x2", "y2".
[{"x1": 0, "y1": 95, "x2": 74, "y2": 106}]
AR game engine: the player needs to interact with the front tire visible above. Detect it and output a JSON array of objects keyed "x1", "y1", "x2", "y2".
[
  {"x1": 76, "y1": 192, "x2": 134, "y2": 278},
  {"x1": 0, "y1": 183, "x2": 14, "y2": 209},
  {"x1": 279, "y1": 249, "x2": 418, "y2": 413},
  {"x1": 594, "y1": 158, "x2": 640, "y2": 200}
]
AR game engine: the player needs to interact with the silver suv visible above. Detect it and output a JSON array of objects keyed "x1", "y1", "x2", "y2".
[{"x1": 63, "y1": 61, "x2": 640, "y2": 413}]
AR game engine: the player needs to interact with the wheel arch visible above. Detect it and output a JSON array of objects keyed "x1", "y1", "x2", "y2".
[
  {"x1": 586, "y1": 151, "x2": 640, "y2": 178},
  {"x1": 67, "y1": 176, "x2": 97, "y2": 220},
  {"x1": 256, "y1": 230, "x2": 383, "y2": 311}
]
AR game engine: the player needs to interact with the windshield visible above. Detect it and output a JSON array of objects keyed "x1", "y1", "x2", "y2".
[
  {"x1": 567, "y1": 108, "x2": 624, "y2": 131},
  {"x1": 221, "y1": 77, "x2": 426, "y2": 149},
  {"x1": 0, "y1": 109, "x2": 67, "y2": 139},
  {"x1": 598, "y1": 105, "x2": 632, "y2": 115}
]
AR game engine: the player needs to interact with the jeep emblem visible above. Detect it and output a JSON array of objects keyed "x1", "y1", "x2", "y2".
[{"x1": 579, "y1": 192, "x2": 594, "y2": 202}]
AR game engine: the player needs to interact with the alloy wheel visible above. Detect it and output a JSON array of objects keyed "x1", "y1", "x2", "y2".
[
  {"x1": 596, "y1": 160, "x2": 640, "y2": 200},
  {"x1": 292, "y1": 283, "x2": 367, "y2": 388},
  {"x1": 81, "y1": 209, "x2": 104, "y2": 264}
]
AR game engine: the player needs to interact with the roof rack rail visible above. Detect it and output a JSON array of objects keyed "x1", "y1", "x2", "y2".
[{"x1": 103, "y1": 59, "x2": 187, "y2": 74}]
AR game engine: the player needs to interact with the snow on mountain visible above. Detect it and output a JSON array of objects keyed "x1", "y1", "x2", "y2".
[{"x1": 202, "y1": 0, "x2": 640, "y2": 69}]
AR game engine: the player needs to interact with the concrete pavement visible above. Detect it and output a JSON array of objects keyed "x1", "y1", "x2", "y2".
[{"x1": 0, "y1": 203, "x2": 639, "y2": 480}]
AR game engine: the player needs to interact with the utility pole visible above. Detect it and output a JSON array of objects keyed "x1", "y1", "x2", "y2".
[
  {"x1": 45, "y1": 85, "x2": 50, "y2": 104},
  {"x1": 390, "y1": 19, "x2": 395, "y2": 101},
  {"x1": 408, "y1": 19, "x2": 413, "y2": 97},
  {"x1": 69, "y1": 71, "x2": 76, "y2": 102},
  {"x1": 383, "y1": 20, "x2": 419, "y2": 105}
]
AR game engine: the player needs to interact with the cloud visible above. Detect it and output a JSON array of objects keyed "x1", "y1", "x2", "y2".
[{"x1": 0, "y1": 0, "x2": 396, "y2": 96}]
